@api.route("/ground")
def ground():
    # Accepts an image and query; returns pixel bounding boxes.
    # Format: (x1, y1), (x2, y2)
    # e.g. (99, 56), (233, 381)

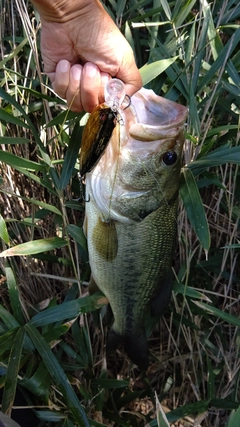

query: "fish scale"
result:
(84, 87), (188, 370)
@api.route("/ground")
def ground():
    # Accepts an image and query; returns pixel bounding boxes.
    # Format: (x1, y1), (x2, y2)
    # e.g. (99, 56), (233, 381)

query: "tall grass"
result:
(0, 0), (239, 426)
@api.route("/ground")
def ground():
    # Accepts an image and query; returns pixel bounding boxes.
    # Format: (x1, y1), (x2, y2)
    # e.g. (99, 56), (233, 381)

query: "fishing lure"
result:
(79, 79), (130, 179)
(79, 105), (118, 178)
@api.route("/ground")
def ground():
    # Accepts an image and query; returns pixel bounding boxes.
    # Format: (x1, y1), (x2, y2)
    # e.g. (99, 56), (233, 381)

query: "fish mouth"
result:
(131, 87), (188, 129)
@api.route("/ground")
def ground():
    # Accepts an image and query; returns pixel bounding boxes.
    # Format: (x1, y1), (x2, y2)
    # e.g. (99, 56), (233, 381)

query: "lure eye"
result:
(100, 112), (107, 121)
(162, 151), (177, 166)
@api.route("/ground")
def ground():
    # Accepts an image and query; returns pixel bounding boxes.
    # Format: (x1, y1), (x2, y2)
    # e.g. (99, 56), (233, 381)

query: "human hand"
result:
(32, 0), (142, 112)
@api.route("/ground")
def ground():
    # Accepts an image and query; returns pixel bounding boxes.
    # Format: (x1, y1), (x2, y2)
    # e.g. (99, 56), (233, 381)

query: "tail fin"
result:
(107, 329), (149, 371)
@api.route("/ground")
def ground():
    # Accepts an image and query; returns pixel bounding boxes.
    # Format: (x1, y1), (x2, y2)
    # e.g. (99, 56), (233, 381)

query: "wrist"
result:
(31, 0), (98, 23)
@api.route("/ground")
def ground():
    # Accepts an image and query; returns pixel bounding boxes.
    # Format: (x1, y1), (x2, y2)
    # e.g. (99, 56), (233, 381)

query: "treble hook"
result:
(78, 173), (90, 202)
(123, 94), (131, 110)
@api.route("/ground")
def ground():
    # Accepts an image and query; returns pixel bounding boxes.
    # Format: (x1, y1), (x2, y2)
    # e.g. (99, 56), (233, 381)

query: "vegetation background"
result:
(0, 0), (239, 426)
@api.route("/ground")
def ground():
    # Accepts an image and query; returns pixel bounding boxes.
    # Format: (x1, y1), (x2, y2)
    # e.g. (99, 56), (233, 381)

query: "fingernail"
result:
(85, 62), (99, 78)
(71, 65), (82, 81)
(101, 73), (111, 87)
(59, 60), (69, 73)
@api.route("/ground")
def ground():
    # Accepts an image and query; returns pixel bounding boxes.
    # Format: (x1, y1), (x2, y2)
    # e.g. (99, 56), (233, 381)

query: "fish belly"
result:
(86, 193), (178, 369)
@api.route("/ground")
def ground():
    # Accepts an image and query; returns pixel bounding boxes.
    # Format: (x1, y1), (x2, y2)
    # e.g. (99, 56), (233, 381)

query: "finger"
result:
(98, 72), (111, 105)
(115, 54), (142, 97)
(66, 64), (83, 112)
(51, 60), (70, 99)
(80, 62), (101, 112)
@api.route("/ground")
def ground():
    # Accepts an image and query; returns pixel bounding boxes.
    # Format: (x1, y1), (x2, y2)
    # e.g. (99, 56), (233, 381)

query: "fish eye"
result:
(162, 151), (177, 166)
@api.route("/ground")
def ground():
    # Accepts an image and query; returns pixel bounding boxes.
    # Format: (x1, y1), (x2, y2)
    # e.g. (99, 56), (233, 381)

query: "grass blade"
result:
(19, 361), (51, 398)
(198, 27), (240, 91)
(227, 405), (240, 427)
(0, 411), (21, 427)
(0, 237), (67, 257)
(0, 150), (45, 171)
(192, 301), (240, 327)
(140, 57), (178, 86)
(59, 122), (82, 190)
(0, 214), (10, 244)
(30, 293), (108, 327)
(180, 167), (210, 252)
(2, 327), (25, 416)
(156, 392), (170, 427)
(0, 328), (19, 356)
(188, 145), (240, 176)
(0, 137), (30, 144)
(5, 264), (25, 324)
(67, 224), (87, 252)
(0, 108), (30, 128)
(25, 323), (90, 427)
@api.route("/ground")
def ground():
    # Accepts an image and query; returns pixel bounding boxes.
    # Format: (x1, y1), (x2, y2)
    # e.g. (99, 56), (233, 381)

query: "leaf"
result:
(1, 166), (58, 196)
(0, 37), (28, 68)
(173, 0), (197, 28)
(173, 282), (212, 302)
(45, 110), (83, 128)
(70, 323), (93, 367)
(0, 136), (30, 144)
(90, 378), (129, 389)
(25, 323), (90, 427)
(188, 145), (240, 176)
(0, 328), (19, 356)
(0, 214), (10, 244)
(27, 198), (62, 216)
(166, 399), (210, 423)
(159, 0), (171, 20)
(17, 86), (66, 104)
(30, 293), (108, 327)
(226, 405), (240, 427)
(0, 150), (44, 171)
(140, 57), (178, 86)
(64, 200), (85, 211)
(180, 167), (210, 253)
(0, 411), (21, 427)
(1, 327), (25, 416)
(67, 224), (87, 252)
(192, 301), (240, 328)
(59, 122), (82, 190)
(0, 237), (67, 257)
(42, 323), (71, 343)
(198, 27), (240, 91)
(155, 393), (170, 427)
(0, 108), (30, 128)
(5, 265), (25, 324)
(19, 361), (51, 398)
(0, 87), (60, 189)
(0, 305), (21, 330)
(34, 410), (65, 422)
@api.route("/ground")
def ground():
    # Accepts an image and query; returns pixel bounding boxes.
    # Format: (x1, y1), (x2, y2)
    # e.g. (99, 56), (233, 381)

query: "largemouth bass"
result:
(83, 88), (188, 370)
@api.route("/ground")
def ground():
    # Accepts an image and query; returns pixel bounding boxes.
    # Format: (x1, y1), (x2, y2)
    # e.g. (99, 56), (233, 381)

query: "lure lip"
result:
(104, 78), (126, 111)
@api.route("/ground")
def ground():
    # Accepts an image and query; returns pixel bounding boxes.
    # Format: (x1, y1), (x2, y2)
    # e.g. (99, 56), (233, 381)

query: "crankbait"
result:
(79, 79), (128, 178)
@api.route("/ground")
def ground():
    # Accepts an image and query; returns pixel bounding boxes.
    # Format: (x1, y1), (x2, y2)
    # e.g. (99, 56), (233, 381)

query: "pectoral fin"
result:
(92, 218), (118, 261)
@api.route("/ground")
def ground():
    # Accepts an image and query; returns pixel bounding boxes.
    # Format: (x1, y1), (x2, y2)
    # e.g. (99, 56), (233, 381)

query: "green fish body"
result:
(84, 88), (188, 369)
